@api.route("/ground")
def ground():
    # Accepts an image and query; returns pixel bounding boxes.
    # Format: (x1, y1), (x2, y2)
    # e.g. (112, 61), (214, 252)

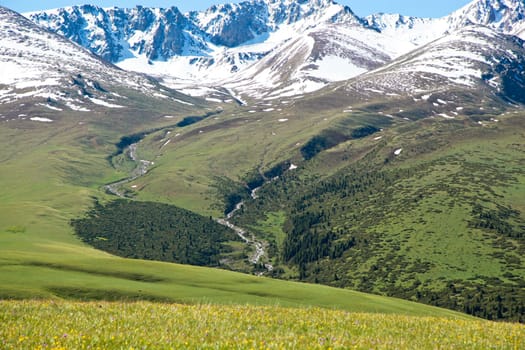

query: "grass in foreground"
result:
(1, 300), (523, 350)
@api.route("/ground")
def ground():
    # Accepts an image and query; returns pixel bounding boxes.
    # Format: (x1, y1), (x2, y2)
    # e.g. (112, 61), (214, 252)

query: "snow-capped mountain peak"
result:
(265, 0), (361, 25)
(0, 6), (193, 114)
(343, 24), (525, 106)
(29, 5), (211, 62)
(448, 0), (525, 36)
(366, 0), (525, 47)
(19, 0), (525, 101)
(24, 0), (374, 98)
(192, 0), (361, 48)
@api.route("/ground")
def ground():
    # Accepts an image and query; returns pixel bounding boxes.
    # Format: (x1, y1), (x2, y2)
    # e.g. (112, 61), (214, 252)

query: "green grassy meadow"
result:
(2, 300), (523, 350)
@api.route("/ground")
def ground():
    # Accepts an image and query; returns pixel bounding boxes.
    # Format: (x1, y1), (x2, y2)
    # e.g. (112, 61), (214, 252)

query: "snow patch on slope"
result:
(30, 117), (53, 122)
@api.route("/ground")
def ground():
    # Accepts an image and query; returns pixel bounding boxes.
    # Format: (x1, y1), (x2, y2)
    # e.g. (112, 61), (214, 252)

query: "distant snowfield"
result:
(115, 19), (420, 101)
(64, 102), (90, 112)
(116, 19), (402, 100)
(89, 98), (124, 108)
(0, 60), (60, 89)
(30, 116), (53, 122)
(313, 56), (368, 82)
(37, 103), (63, 111)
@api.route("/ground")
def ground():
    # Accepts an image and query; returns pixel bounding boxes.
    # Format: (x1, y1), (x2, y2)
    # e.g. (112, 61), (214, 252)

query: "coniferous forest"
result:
(71, 200), (238, 266)
(232, 129), (525, 322)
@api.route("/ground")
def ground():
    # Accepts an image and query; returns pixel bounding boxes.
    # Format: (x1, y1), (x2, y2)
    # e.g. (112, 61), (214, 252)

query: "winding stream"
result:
(104, 143), (152, 197)
(218, 186), (272, 270)
(104, 139), (273, 272)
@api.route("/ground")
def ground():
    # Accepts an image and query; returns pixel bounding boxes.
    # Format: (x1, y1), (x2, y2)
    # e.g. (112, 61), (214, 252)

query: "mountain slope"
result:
(25, 1), (395, 99)
(228, 104), (525, 321)
(0, 6), (200, 119)
(366, 0), (525, 47)
(24, 0), (525, 100)
(355, 25), (525, 93)
(221, 24), (394, 99)
(299, 25), (525, 119)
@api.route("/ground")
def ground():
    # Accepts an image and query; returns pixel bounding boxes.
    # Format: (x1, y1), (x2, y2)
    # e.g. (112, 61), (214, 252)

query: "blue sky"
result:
(1, 0), (472, 18)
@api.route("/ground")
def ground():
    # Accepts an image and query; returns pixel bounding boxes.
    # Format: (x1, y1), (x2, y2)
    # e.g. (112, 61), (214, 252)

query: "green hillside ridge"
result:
(102, 92), (524, 321)
(0, 97), (474, 319)
(233, 111), (525, 321)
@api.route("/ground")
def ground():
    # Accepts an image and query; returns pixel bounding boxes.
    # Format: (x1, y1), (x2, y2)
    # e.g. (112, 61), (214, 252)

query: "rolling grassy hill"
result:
(2, 85), (523, 322)
(0, 94), (475, 319)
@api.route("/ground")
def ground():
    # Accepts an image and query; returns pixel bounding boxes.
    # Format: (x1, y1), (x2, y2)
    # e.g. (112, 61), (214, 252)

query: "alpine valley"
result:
(0, 0), (524, 335)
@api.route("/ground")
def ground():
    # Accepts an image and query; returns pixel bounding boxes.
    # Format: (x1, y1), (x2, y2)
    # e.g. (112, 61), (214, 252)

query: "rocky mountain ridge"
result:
(367, 0), (525, 46)
(0, 6), (198, 122)
(19, 0), (525, 100)
(325, 25), (525, 112)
